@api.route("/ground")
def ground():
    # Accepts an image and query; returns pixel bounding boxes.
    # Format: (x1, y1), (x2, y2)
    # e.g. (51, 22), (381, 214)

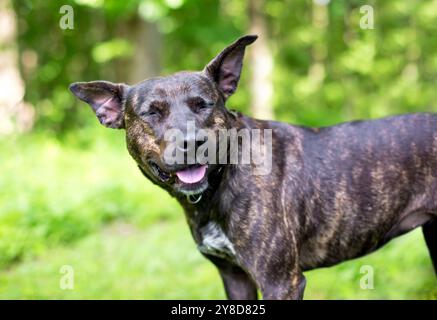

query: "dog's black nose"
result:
(177, 138), (203, 153)
(176, 139), (189, 152)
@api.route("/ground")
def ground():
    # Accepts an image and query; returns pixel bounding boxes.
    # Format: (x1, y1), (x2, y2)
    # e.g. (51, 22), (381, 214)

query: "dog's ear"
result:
(69, 81), (128, 129)
(204, 35), (258, 100)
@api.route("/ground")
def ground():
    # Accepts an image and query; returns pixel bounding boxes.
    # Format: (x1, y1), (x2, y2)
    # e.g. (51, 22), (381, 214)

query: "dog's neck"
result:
(177, 164), (227, 219)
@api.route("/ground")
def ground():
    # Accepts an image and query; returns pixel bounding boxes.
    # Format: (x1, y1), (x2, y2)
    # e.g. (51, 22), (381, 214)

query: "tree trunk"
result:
(309, 0), (328, 85)
(343, 2), (356, 119)
(0, 0), (34, 134)
(248, 0), (274, 120)
(116, 15), (161, 84)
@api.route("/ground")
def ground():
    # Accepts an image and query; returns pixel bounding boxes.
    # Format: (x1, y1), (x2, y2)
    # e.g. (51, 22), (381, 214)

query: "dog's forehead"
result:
(131, 72), (216, 100)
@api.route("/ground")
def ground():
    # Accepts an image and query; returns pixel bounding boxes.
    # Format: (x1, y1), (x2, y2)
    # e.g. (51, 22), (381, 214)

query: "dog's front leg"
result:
(253, 244), (306, 299)
(206, 255), (258, 300)
(423, 218), (437, 275)
(260, 272), (306, 300)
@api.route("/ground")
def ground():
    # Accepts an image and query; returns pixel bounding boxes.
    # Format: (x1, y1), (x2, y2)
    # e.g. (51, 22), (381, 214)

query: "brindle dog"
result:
(70, 35), (437, 300)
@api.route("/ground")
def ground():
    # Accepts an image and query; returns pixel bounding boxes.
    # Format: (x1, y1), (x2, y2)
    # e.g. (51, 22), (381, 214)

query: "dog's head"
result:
(69, 35), (257, 197)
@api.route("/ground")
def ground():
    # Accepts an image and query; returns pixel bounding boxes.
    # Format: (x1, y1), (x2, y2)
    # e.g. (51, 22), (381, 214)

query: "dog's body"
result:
(70, 35), (437, 299)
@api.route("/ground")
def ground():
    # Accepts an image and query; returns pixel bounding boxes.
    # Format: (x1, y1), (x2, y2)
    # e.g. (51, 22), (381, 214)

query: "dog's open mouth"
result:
(175, 164), (208, 184)
(174, 164), (209, 196)
(148, 160), (208, 187)
(148, 161), (171, 181)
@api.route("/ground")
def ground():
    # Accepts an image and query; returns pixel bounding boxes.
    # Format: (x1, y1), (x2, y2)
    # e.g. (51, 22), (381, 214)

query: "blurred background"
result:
(0, 0), (436, 299)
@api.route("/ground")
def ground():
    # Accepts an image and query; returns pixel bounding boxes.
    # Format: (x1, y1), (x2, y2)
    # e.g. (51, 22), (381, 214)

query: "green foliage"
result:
(270, 0), (437, 126)
(13, 0), (437, 134)
(92, 39), (134, 63)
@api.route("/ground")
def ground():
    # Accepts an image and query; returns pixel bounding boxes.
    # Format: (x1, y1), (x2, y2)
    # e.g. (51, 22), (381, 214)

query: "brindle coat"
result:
(70, 35), (437, 299)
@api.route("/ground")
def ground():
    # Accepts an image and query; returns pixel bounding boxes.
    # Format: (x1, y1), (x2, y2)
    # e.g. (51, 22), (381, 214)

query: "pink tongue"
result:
(176, 165), (207, 184)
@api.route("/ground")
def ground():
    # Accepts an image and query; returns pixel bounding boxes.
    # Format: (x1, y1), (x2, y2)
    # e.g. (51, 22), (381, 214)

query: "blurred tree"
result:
(116, 16), (161, 83)
(309, 0), (328, 96)
(248, 0), (273, 120)
(0, 0), (34, 134)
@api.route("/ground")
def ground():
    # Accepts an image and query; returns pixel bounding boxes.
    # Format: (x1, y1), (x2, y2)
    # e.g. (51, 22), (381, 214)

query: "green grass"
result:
(0, 132), (435, 299)
(305, 229), (437, 299)
(0, 220), (224, 299)
(0, 220), (435, 299)
(0, 130), (181, 268)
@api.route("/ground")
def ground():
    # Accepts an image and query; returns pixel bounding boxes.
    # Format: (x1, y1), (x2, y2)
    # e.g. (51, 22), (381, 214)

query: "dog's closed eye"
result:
(139, 110), (159, 118)
(139, 100), (168, 119)
(188, 97), (214, 111)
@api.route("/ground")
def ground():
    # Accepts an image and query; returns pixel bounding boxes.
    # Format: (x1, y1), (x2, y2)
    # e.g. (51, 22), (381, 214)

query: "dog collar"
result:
(187, 194), (202, 204)
(185, 166), (225, 204)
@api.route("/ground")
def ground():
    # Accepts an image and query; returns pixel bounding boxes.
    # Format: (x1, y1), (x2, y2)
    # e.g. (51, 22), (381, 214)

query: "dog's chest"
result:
(197, 222), (236, 260)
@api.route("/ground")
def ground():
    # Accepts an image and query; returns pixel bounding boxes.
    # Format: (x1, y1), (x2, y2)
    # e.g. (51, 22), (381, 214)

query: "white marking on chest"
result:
(198, 222), (236, 260)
